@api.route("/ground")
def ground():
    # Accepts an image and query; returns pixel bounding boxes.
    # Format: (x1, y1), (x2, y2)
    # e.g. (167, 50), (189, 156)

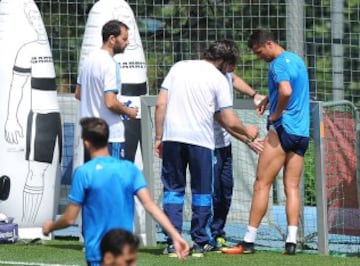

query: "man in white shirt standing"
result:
(75, 20), (138, 161)
(155, 39), (260, 257)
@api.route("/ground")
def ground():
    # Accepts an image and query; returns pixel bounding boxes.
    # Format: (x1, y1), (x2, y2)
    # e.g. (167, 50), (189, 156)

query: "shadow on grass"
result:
(139, 245), (165, 256)
(17, 237), (85, 251)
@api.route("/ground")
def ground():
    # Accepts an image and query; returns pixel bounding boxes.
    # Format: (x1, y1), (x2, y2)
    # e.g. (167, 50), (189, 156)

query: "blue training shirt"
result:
(69, 156), (147, 263)
(268, 51), (310, 137)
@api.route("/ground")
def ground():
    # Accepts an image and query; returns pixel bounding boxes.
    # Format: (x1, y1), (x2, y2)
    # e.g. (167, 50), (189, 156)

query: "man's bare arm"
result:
(269, 81), (291, 123)
(154, 89), (168, 157)
(104, 92), (138, 119)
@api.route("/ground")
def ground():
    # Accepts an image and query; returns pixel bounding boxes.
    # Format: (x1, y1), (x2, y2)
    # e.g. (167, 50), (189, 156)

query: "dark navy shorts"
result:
(273, 125), (309, 156)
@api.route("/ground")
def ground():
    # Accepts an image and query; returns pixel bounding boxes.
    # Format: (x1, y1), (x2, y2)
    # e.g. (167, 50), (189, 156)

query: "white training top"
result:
(78, 49), (124, 142)
(214, 72), (233, 148)
(161, 60), (232, 150)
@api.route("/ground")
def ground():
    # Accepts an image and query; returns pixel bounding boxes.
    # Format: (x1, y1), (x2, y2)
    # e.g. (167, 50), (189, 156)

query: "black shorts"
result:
(26, 111), (62, 163)
(274, 125), (309, 156)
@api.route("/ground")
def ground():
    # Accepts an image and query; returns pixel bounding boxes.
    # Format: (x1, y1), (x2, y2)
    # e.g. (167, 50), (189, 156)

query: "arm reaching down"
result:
(215, 108), (259, 140)
(232, 73), (268, 115)
(154, 89), (168, 158)
(136, 188), (190, 259)
(42, 203), (81, 236)
(214, 110), (263, 153)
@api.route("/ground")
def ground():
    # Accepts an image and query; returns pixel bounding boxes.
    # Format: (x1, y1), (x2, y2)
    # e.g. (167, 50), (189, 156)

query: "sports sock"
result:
(286, 225), (298, 243)
(244, 225), (258, 243)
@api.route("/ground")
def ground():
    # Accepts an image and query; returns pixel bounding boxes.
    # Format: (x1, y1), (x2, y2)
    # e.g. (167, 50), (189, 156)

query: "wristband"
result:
(155, 136), (162, 141)
(251, 91), (257, 98)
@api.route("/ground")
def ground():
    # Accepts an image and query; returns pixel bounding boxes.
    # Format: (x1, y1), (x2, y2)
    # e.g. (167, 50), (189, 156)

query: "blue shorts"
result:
(274, 125), (309, 156)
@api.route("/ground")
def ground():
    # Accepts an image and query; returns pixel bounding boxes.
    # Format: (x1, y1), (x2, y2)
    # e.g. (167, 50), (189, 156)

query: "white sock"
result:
(286, 226), (298, 244)
(244, 225), (258, 243)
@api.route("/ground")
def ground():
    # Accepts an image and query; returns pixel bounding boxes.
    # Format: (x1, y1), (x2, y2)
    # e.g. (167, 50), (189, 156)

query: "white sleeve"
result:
(103, 57), (119, 94)
(215, 74), (233, 111)
(161, 62), (180, 90)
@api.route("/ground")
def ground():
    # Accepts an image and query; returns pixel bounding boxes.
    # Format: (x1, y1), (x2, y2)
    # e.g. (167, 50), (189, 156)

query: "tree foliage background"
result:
(34, 0), (359, 206)
(35, 0), (359, 106)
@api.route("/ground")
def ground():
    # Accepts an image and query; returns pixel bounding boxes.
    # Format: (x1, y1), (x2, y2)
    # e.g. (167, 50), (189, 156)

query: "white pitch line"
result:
(0, 261), (80, 266)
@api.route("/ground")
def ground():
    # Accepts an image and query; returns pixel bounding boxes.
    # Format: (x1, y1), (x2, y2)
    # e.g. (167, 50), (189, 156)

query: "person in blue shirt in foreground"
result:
(42, 117), (189, 265)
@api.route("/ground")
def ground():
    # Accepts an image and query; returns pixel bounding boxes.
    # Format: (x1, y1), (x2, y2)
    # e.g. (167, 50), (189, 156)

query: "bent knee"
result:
(284, 178), (300, 190)
(253, 177), (272, 191)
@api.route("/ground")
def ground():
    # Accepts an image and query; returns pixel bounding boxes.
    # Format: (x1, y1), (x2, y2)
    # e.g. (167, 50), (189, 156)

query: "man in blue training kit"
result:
(231, 29), (310, 255)
(42, 117), (189, 265)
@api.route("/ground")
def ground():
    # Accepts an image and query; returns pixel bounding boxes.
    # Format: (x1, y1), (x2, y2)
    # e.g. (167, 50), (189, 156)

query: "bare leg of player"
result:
(284, 153), (303, 227)
(282, 152), (304, 254)
(248, 130), (286, 229)
(237, 130), (286, 254)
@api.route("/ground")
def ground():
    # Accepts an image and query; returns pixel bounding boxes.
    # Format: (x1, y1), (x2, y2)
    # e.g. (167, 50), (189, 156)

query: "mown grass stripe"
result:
(0, 261), (80, 266)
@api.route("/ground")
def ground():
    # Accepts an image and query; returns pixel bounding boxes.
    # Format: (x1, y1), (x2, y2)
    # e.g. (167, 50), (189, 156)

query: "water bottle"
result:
(121, 100), (132, 120)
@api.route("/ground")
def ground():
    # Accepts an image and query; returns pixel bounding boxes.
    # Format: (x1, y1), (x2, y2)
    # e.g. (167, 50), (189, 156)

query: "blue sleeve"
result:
(68, 167), (87, 205)
(272, 59), (290, 83)
(130, 164), (147, 194)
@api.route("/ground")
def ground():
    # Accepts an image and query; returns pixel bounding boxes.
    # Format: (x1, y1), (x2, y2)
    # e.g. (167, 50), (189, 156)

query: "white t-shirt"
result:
(78, 49), (124, 142)
(161, 60), (232, 150)
(214, 72), (233, 148)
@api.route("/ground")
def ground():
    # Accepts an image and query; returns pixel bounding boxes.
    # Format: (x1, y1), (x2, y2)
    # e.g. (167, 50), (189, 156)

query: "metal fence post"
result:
(312, 101), (329, 255)
(140, 95), (158, 246)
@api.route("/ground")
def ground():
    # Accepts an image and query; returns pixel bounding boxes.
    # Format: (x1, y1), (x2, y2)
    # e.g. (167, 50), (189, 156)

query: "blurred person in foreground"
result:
(42, 117), (189, 265)
(100, 228), (139, 266)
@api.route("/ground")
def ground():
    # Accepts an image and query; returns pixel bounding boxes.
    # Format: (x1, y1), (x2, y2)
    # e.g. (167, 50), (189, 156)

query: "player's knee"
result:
(253, 177), (272, 191)
(284, 180), (300, 191)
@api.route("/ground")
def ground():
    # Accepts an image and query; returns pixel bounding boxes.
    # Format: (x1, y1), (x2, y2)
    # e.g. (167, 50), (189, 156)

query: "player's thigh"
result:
(283, 152), (304, 189)
(256, 130), (286, 185)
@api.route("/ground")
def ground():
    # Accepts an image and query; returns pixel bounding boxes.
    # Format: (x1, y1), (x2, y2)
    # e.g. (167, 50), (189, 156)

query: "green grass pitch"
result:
(0, 240), (358, 266)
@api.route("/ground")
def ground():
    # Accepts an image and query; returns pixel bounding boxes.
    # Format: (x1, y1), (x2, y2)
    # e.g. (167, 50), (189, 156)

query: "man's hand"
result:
(247, 138), (264, 154)
(126, 107), (138, 119)
(42, 221), (53, 236)
(154, 139), (163, 158)
(268, 112), (282, 124)
(254, 94), (268, 116)
(173, 237), (190, 260)
(245, 124), (259, 140)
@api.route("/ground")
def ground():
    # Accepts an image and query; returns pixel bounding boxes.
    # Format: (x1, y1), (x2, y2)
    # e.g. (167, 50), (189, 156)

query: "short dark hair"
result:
(102, 19), (129, 43)
(202, 39), (239, 65)
(247, 29), (276, 49)
(80, 117), (109, 149)
(100, 229), (140, 260)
